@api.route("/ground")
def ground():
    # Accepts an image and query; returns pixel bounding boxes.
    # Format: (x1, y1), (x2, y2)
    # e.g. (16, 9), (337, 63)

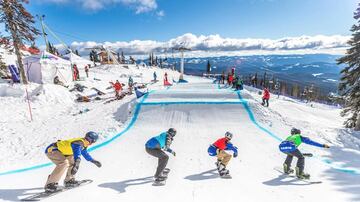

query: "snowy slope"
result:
(0, 67), (360, 202)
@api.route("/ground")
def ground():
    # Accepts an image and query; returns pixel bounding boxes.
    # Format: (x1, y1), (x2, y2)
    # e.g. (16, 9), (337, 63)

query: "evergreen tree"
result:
(206, 60), (211, 73)
(117, 52), (120, 63)
(48, 42), (53, 53)
(75, 49), (79, 56)
(0, 54), (7, 77)
(121, 51), (125, 64)
(337, 4), (360, 130)
(0, 0), (39, 84)
(89, 51), (94, 61)
(148, 53), (152, 66)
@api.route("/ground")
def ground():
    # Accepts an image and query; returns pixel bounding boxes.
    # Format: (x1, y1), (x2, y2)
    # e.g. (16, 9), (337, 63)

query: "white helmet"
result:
(225, 131), (233, 140)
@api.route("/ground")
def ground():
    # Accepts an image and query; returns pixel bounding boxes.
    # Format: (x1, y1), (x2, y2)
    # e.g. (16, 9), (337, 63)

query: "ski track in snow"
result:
(0, 65), (360, 201)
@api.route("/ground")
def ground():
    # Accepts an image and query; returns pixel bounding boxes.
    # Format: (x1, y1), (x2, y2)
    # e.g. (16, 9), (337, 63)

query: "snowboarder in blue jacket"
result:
(145, 128), (176, 182)
(279, 128), (330, 179)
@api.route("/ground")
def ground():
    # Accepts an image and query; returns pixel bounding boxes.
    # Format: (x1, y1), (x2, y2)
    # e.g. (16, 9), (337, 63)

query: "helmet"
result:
(225, 131), (233, 140)
(85, 131), (99, 143)
(167, 128), (177, 137)
(291, 128), (301, 135)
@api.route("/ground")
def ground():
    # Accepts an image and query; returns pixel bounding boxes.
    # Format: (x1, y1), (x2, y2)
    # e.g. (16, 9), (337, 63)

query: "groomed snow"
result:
(0, 64), (359, 202)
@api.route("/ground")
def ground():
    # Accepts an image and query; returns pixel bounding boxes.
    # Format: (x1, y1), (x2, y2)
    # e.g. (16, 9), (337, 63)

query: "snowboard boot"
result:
(44, 182), (59, 193)
(155, 175), (167, 182)
(283, 163), (294, 174)
(64, 179), (80, 188)
(219, 168), (230, 177)
(295, 167), (310, 179)
(215, 160), (221, 169)
(218, 163), (229, 176)
(162, 168), (170, 176)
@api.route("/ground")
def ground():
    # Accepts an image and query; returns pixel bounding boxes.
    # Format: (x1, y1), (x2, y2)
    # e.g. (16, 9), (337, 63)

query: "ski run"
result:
(1, 64), (360, 202)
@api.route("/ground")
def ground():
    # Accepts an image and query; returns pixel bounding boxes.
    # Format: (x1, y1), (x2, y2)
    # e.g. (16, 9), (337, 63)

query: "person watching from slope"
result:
(262, 87), (270, 107)
(145, 128), (177, 183)
(44, 131), (102, 192)
(110, 80), (123, 99)
(279, 128), (330, 179)
(208, 132), (238, 177)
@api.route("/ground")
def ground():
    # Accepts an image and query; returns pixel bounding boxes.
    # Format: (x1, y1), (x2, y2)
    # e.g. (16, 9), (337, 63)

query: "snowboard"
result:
(152, 168), (170, 186)
(274, 167), (322, 184)
(21, 179), (93, 201)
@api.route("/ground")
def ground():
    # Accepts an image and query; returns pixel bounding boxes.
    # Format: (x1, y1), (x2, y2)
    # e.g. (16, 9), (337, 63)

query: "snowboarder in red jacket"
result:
(207, 132), (238, 177)
(262, 87), (270, 107)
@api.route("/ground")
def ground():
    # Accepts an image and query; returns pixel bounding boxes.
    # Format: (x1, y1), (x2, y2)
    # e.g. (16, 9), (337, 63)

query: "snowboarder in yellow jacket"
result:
(44, 131), (102, 192)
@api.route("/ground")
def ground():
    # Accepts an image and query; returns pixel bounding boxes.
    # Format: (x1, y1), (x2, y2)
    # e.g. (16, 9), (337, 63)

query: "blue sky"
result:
(28, 0), (357, 45)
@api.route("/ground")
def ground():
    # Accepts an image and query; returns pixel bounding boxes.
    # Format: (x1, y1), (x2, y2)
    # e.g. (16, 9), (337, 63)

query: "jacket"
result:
(279, 134), (324, 153)
(145, 132), (174, 153)
(45, 138), (94, 161)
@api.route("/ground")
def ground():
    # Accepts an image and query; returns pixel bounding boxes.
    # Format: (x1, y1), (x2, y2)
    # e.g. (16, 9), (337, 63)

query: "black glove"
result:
(171, 151), (176, 157)
(323, 144), (330, 149)
(92, 160), (102, 168)
(71, 158), (81, 175)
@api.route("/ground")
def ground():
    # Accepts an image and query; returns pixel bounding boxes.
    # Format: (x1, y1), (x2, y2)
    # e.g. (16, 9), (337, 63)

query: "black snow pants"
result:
(146, 148), (169, 178)
(262, 98), (269, 107)
(284, 149), (305, 173)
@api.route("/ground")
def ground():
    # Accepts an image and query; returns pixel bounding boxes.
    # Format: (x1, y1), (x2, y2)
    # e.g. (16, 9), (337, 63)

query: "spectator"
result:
(85, 65), (89, 78)
(262, 87), (270, 107)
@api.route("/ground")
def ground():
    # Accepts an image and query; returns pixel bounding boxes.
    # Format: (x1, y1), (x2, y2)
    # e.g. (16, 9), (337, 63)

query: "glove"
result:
(92, 160), (102, 168)
(71, 158), (81, 175)
(171, 151), (176, 157)
(233, 152), (238, 158)
(323, 144), (330, 148)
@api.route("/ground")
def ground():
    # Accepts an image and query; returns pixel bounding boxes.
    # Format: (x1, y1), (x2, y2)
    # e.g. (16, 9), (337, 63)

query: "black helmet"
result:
(85, 131), (99, 143)
(291, 128), (301, 135)
(225, 131), (233, 140)
(167, 128), (177, 137)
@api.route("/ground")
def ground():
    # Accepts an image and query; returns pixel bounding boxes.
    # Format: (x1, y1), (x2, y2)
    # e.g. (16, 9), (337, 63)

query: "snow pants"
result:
(284, 149), (305, 173)
(262, 98), (269, 107)
(146, 148), (169, 178)
(45, 151), (75, 186)
(217, 150), (232, 166)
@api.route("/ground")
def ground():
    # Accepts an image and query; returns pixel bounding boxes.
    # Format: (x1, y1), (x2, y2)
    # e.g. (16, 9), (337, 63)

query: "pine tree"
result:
(206, 60), (211, 73)
(337, 4), (360, 130)
(0, 54), (7, 77)
(48, 42), (53, 53)
(75, 49), (79, 56)
(0, 0), (40, 84)
(121, 51), (125, 64)
(148, 53), (152, 66)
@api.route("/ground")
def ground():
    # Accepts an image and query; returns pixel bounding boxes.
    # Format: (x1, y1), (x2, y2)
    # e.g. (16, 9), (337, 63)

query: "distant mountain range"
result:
(143, 54), (344, 94)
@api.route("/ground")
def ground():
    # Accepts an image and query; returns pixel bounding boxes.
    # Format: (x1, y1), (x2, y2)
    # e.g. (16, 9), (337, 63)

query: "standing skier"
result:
(279, 128), (330, 179)
(44, 131), (102, 192)
(145, 128), (177, 182)
(207, 132), (238, 177)
(262, 87), (270, 107)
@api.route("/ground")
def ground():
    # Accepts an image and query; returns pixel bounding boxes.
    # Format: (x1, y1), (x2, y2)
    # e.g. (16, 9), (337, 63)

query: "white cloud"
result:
(156, 10), (165, 17)
(37, 0), (158, 13)
(51, 33), (350, 57)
